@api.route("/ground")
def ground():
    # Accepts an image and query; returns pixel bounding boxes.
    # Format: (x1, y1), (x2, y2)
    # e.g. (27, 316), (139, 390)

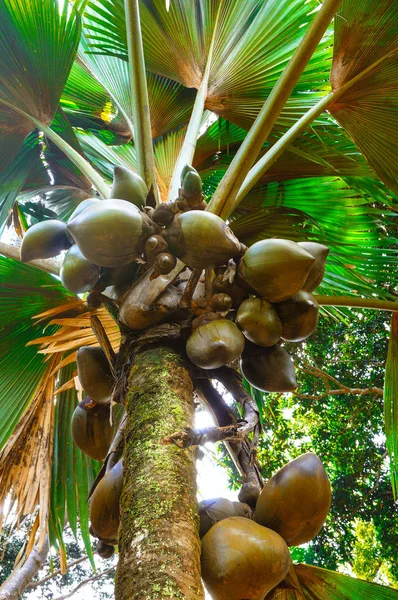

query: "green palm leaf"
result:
(229, 176), (398, 301)
(0, 0), (81, 175)
(384, 313), (398, 499)
(0, 256), (73, 449)
(329, 0), (398, 193)
(267, 564), (398, 599)
(50, 364), (99, 569)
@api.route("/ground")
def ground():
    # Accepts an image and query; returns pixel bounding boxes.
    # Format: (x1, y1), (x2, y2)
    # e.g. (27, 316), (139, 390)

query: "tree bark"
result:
(115, 343), (204, 600)
(0, 538), (49, 600)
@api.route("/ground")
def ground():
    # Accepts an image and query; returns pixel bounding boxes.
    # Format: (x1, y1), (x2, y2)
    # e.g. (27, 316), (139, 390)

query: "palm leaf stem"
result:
(167, 1), (223, 201)
(233, 51), (394, 215)
(124, 0), (158, 202)
(207, 0), (344, 219)
(0, 242), (60, 275)
(34, 120), (110, 199)
(317, 296), (398, 312)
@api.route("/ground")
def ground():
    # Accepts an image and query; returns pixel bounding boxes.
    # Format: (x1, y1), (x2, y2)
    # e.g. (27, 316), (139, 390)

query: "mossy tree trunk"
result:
(115, 343), (204, 600)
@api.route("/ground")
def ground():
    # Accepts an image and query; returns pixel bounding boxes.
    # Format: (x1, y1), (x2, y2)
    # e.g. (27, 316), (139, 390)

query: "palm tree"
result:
(0, 0), (397, 598)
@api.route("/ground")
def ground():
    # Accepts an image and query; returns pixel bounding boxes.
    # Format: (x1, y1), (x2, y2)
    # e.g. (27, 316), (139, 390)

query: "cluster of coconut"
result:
(20, 164), (329, 394)
(199, 453), (331, 599)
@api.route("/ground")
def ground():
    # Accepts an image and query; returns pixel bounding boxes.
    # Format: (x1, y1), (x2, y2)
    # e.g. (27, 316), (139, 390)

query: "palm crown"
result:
(0, 0), (397, 598)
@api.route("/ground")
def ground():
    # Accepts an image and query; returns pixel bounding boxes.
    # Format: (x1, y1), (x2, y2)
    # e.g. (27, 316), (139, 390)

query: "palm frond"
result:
(329, 0), (398, 193)
(384, 313), (398, 499)
(229, 176), (398, 301)
(268, 564), (398, 599)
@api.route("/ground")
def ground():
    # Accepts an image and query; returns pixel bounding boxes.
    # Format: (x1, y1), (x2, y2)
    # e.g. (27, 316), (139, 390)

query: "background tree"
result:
(0, 0), (397, 599)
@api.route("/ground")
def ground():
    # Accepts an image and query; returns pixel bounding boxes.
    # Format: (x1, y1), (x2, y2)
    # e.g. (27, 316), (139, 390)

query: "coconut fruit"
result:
(67, 199), (151, 267)
(110, 165), (148, 208)
(90, 460), (123, 544)
(96, 541), (115, 559)
(68, 198), (101, 223)
(163, 211), (242, 269)
(20, 220), (72, 262)
(274, 290), (319, 342)
(236, 297), (282, 347)
(71, 397), (114, 461)
(201, 516), (291, 600)
(60, 245), (101, 294)
(254, 453), (331, 546)
(298, 241), (329, 292)
(240, 344), (296, 392)
(237, 239), (315, 302)
(76, 346), (114, 404)
(212, 273), (249, 307)
(186, 318), (245, 369)
(199, 498), (253, 538)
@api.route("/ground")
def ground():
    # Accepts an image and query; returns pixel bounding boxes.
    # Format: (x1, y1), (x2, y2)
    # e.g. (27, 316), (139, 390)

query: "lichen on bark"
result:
(115, 343), (204, 600)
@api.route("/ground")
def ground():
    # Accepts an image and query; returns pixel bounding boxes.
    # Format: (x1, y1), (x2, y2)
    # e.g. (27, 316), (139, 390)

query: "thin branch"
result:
(53, 567), (115, 600)
(0, 242), (61, 275)
(124, 0), (158, 201)
(345, 451), (388, 521)
(27, 555), (90, 590)
(162, 424), (245, 448)
(207, 0), (344, 218)
(295, 386), (383, 402)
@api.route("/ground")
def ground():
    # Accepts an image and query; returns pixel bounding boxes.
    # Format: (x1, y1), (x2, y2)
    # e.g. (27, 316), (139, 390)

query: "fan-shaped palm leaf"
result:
(329, 0), (398, 193)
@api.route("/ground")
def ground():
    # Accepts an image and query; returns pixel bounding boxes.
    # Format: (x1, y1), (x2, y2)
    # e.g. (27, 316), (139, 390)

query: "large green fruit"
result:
(68, 198), (101, 223)
(254, 453), (331, 546)
(20, 220), (72, 262)
(236, 297), (282, 347)
(274, 290), (319, 342)
(163, 211), (242, 269)
(67, 199), (147, 267)
(199, 498), (253, 538)
(298, 241), (329, 292)
(71, 397), (114, 461)
(60, 245), (101, 294)
(186, 318), (245, 369)
(76, 346), (114, 404)
(240, 344), (296, 392)
(90, 460), (123, 543)
(201, 516), (291, 600)
(110, 165), (148, 208)
(237, 239), (315, 302)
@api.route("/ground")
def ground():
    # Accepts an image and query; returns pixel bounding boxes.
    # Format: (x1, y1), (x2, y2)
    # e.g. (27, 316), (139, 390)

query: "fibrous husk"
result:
(67, 199), (150, 267)
(110, 165), (148, 208)
(90, 460), (123, 544)
(20, 219), (72, 262)
(71, 396), (114, 461)
(76, 346), (114, 404)
(118, 267), (183, 331)
(298, 241), (330, 292)
(274, 290), (319, 342)
(186, 318), (245, 369)
(237, 239), (315, 302)
(201, 516), (291, 600)
(199, 498), (253, 538)
(60, 245), (101, 294)
(236, 297), (282, 347)
(254, 452), (331, 546)
(163, 211), (242, 269)
(240, 344), (296, 392)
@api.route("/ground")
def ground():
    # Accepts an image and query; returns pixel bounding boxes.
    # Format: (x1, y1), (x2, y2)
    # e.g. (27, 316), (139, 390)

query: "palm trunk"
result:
(115, 343), (204, 600)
